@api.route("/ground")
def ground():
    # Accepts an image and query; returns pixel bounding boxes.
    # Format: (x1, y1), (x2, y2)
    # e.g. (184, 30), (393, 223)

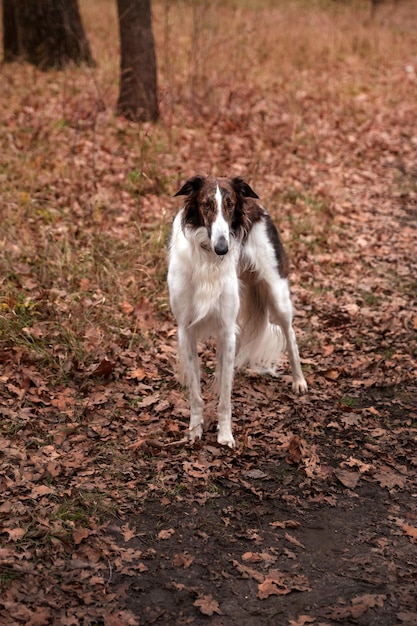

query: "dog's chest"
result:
(189, 257), (239, 328)
(192, 259), (235, 303)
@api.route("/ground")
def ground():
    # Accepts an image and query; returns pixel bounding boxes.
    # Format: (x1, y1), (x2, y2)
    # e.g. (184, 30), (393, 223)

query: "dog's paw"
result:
(189, 422), (203, 442)
(292, 377), (308, 395)
(217, 429), (235, 448)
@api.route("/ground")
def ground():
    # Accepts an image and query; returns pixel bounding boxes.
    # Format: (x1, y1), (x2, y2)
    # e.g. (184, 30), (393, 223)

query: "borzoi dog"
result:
(167, 176), (307, 447)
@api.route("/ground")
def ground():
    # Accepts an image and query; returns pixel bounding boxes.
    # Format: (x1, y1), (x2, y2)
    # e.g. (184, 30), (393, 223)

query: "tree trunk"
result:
(2, 0), (94, 70)
(3, 0), (19, 62)
(116, 0), (159, 122)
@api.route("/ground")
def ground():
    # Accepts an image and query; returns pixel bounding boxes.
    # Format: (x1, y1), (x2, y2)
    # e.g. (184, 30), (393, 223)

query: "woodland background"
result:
(0, 1), (416, 625)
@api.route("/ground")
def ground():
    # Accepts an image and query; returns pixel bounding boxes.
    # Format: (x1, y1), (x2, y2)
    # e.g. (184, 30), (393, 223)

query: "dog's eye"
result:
(225, 197), (233, 209)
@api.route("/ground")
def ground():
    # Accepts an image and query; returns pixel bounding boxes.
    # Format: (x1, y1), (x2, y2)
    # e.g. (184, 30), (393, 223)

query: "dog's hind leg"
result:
(178, 326), (204, 441)
(270, 278), (307, 394)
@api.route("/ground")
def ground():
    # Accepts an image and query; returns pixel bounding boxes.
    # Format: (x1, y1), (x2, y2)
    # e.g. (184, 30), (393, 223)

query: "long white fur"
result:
(168, 195), (307, 448)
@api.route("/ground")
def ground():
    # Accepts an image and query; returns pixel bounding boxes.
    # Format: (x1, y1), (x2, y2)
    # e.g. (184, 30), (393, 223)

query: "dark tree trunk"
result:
(2, 0), (94, 70)
(3, 0), (19, 62)
(116, 0), (159, 122)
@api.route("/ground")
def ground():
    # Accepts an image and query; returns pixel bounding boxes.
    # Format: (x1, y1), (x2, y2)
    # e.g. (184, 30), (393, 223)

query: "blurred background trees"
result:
(2, 0), (94, 69)
(2, 0), (159, 122)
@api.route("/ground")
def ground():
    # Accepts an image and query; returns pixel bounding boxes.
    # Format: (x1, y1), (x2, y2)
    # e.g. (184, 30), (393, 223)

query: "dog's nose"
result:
(214, 237), (229, 255)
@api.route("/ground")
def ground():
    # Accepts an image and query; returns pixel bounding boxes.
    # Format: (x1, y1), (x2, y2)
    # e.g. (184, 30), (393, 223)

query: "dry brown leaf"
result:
(233, 560), (264, 583)
(285, 532), (305, 549)
(289, 616), (316, 626)
(242, 551), (277, 566)
(258, 570), (311, 599)
(5, 527), (26, 542)
(121, 523), (137, 542)
(91, 358), (116, 378)
(375, 470), (407, 491)
(194, 594), (222, 616)
(30, 485), (55, 499)
(127, 367), (147, 381)
(324, 594), (385, 620)
(270, 520), (300, 529)
(286, 435), (302, 464)
(173, 552), (195, 568)
(334, 469), (361, 489)
(73, 527), (91, 545)
(323, 369), (340, 381)
(258, 577), (290, 599)
(400, 523), (417, 541)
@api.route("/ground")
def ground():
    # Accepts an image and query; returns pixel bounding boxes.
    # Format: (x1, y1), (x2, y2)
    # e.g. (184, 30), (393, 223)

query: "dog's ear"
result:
(174, 175), (206, 197)
(230, 177), (259, 199)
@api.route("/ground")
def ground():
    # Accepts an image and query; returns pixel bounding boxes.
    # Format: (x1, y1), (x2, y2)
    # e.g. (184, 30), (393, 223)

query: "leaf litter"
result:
(1, 1), (417, 624)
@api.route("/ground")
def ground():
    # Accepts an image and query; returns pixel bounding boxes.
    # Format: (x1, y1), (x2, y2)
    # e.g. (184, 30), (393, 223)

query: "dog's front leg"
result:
(216, 329), (236, 448)
(178, 327), (204, 441)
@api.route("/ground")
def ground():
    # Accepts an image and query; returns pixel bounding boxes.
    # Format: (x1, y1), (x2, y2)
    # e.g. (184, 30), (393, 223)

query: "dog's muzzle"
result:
(213, 236), (229, 256)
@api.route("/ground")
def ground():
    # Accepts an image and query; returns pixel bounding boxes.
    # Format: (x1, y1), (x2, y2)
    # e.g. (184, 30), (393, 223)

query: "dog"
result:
(167, 175), (307, 448)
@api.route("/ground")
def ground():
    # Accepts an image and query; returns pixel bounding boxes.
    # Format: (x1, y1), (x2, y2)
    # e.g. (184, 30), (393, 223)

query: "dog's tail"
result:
(235, 322), (286, 374)
(235, 276), (286, 374)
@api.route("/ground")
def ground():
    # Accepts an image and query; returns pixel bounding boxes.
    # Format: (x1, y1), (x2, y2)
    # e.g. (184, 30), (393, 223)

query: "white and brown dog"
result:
(168, 176), (307, 447)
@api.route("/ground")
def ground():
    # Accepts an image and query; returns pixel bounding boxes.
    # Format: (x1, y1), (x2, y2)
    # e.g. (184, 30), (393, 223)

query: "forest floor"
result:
(0, 1), (417, 625)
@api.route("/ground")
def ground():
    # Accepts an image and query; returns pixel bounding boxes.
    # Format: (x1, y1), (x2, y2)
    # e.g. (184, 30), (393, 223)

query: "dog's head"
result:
(174, 176), (259, 255)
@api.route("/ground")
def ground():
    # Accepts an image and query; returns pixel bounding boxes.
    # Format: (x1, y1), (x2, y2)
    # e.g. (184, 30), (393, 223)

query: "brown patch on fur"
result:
(264, 214), (289, 278)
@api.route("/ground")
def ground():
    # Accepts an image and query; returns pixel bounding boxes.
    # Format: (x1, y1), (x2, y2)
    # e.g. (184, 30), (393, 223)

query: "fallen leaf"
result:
(397, 610), (417, 624)
(5, 527), (26, 541)
(194, 594), (222, 616)
(334, 469), (361, 489)
(90, 358), (116, 378)
(258, 570), (311, 599)
(375, 470), (407, 491)
(73, 527), (90, 545)
(121, 523), (137, 542)
(244, 469), (268, 479)
(270, 520), (300, 529)
(121, 300), (134, 315)
(233, 560), (264, 583)
(157, 528), (175, 540)
(285, 532), (305, 549)
(173, 552), (195, 568)
(289, 616), (316, 626)
(242, 551), (277, 566)
(127, 367), (147, 381)
(286, 435), (302, 464)
(258, 577), (290, 598)
(400, 523), (417, 541)
(323, 594), (385, 620)
(323, 368), (340, 381)
(30, 485), (55, 498)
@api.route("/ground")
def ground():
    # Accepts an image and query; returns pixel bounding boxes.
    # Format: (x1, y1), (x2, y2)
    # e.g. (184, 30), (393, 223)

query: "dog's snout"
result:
(214, 237), (229, 256)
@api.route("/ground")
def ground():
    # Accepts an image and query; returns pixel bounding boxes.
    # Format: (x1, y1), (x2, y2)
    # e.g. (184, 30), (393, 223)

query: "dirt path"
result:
(103, 385), (417, 626)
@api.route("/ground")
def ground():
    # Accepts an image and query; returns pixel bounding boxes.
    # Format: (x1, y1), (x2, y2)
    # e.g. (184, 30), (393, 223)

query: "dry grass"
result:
(0, 0), (416, 367)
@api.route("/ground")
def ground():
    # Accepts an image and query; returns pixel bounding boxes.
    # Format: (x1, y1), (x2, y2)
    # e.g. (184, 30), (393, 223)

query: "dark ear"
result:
(174, 175), (206, 197)
(230, 177), (259, 199)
